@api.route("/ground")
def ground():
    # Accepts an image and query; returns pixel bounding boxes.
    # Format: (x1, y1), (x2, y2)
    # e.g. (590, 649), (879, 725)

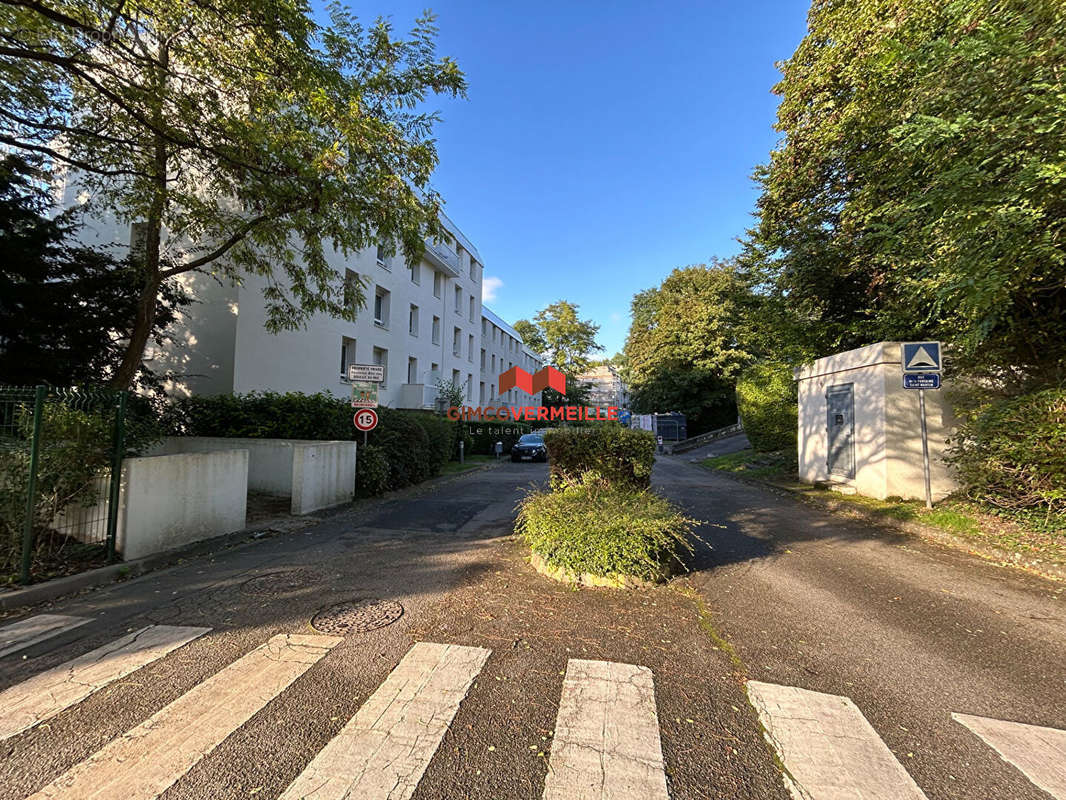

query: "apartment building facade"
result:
(576, 364), (630, 409)
(478, 307), (544, 409)
(69, 194), (543, 411)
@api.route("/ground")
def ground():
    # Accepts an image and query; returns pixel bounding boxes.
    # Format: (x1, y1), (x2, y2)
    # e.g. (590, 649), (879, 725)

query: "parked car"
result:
(511, 433), (547, 462)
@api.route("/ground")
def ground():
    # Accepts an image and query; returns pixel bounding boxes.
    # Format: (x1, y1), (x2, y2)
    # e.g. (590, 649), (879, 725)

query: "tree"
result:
(529, 301), (603, 376)
(746, 0), (1066, 389)
(512, 318), (547, 355)
(623, 262), (755, 433)
(0, 155), (186, 387)
(0, 0), (467, 388)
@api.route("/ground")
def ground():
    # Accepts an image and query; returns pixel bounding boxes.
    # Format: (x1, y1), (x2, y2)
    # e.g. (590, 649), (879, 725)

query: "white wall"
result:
(155, 437), (356, 513)
(118, 450), (248, 560)
(796, 342), (958, 501)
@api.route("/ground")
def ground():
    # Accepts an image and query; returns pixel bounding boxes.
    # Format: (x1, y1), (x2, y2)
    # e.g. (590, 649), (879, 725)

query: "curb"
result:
(693, 462), (1066, 583)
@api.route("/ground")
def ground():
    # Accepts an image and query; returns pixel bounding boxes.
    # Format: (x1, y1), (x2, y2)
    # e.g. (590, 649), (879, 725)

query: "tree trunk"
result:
(109, 42), (170, 390)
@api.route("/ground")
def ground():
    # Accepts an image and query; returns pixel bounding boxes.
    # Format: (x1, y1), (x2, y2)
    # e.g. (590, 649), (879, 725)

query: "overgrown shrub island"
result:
(518, 426), (699, 586)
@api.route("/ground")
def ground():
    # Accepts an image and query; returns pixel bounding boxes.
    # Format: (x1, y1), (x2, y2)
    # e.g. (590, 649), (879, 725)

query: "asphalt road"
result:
(0, 457), (1062, 799)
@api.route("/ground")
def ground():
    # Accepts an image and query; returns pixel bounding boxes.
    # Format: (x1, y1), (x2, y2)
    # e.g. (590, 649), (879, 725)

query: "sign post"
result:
(901, 342), (942, 510)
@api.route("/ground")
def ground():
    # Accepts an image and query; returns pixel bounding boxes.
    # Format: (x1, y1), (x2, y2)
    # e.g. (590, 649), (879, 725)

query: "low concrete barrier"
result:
(154, 437), (356, 514)
(663, 423), (744, 455)
(118, 450), (248, 560)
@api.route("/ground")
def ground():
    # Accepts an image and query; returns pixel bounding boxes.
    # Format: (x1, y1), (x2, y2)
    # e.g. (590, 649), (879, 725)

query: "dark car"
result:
(510, 433), (547, 462)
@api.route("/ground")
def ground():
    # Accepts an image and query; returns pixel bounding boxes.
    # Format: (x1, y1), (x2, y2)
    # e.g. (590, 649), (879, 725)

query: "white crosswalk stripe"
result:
(954, 713), (1066, 799)
(26, 633), (340, 800)
(0, 614), (89, 658)
(0, 624), (209, 742)
(542, 659), (670, 800)
(280, 641), (490, 800)
(747, 681), (928, 800)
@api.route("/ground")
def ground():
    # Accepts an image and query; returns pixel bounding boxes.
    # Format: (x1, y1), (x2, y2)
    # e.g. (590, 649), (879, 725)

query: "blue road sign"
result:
(903, 373), (941, 390)
(618, 409), (632, 426)
(902, 342), (942, 373)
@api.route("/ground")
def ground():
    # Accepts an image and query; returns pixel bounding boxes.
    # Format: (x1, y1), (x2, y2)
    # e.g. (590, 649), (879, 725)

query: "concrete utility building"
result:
(794, 342), (958, 501)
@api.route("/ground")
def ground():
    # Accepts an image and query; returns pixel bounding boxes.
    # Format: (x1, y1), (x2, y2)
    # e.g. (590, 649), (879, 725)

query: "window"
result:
(433, 271), (442, 298)
(468, 334), (474, 361)
(469, 295), (475, 320)
(467, 374), (473, 400)
(343, 269), (360, 311)
(432, 315), (440, 345)
(372, 347), (388, 388)
(480, 349), (486, 369)
(452, 369), (461, 388)
(373, 287), (390, 327)
(340, 336), (356, 379)
(375, 244), (391, 269)
(469, 257), (477, 281)
(409, 304), (419, 337)
(479, 382), (486, 403)
(491, 354), (496, 371)
(409, 262), (420, 284)
(492, 326), (498, 344)
(454, 285), (462, 314)
(430, 362), (439, 381)
(490, 383), (495, 399)
(452, 327), (462, 357)
(407, 357), (418, 385)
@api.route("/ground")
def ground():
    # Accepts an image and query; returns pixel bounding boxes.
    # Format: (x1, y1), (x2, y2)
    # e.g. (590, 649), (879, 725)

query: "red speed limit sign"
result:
(353, 408), (378, 432)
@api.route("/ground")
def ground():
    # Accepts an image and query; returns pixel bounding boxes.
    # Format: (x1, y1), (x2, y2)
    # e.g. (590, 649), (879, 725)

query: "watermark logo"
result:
(498, 365), (567, 395)
(446, 364), (618, 422)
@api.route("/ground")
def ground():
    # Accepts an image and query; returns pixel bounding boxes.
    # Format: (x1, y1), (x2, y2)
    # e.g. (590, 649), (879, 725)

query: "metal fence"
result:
(0, 386), (128, 585)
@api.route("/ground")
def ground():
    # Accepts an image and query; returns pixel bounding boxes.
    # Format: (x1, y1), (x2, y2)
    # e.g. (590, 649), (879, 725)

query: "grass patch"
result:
(700, 448), (795, 481)
(438, 455), (495, 476)
(516, 475), (699, 583)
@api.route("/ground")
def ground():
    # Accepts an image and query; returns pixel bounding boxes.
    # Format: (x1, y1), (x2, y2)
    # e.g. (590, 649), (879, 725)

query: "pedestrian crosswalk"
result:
(1, 613), (1065, 799)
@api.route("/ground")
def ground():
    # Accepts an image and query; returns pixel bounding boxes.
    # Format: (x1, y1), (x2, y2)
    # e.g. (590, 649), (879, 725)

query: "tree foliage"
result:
(514, 301), (602, 406)
(0, 156), (186, 388)
(623, 262), (754, 434)
(0, 0), (467, 387)
(745, 0), (1066, 388)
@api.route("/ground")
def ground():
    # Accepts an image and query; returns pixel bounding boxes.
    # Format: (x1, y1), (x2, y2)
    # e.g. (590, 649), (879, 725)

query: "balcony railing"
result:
(423, 237), (460, 276)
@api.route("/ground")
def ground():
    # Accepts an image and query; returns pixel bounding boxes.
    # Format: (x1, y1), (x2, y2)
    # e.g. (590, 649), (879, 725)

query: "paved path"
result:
(0, 459), (1062, 799)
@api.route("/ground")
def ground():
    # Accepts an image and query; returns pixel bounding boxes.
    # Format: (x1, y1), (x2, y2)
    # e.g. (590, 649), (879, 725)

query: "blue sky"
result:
(340, 1), (810, 356)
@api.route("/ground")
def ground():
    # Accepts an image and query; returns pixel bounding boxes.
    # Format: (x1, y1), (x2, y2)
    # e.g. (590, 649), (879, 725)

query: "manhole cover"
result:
(240, 569), (315, 596)
(310, 599), (404, 635)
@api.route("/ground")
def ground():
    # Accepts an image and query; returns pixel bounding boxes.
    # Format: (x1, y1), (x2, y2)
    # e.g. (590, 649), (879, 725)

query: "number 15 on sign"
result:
(353, 408), (378, 445)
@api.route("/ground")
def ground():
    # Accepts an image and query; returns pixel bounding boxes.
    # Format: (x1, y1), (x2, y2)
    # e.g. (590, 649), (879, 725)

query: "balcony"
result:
(398, 383), (440, 410)
(423, 237), (460, 277)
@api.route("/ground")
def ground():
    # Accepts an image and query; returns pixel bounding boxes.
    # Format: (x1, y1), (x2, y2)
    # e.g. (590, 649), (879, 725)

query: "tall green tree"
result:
(0, 156), (186, 387)
(515, 301), (603, 376)
(623, 261), (755, 433)
(0, 0), (466, 388)
(746, 0), (1066, 388)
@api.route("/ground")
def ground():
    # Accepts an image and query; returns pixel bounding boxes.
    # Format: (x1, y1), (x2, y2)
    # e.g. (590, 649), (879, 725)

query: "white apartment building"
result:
(70, 195), (543, 412)
(576, 364), (630, 409)
(478, 307), (544, 409)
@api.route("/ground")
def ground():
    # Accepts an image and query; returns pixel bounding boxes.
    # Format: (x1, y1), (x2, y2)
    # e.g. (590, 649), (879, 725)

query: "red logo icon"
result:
(498, 366), (566, 395)
(353, 408), (379, 432)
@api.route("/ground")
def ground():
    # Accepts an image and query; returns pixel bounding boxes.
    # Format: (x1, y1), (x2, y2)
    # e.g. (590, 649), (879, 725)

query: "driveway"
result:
(0, 457), (1062, 799)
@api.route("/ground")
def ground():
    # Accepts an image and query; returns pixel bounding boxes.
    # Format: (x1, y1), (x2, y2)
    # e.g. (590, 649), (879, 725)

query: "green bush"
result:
(736, 361), (797, 452)
(167, 392), (460, 495)
(354, 443), (390, 496)
(543, 426), (655, 490)
(516, 474), (698, 582)
(948, 387), (1066, 520)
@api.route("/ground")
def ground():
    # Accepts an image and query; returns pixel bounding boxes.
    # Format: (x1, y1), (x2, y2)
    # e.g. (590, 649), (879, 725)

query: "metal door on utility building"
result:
(826, 384), (855, 479)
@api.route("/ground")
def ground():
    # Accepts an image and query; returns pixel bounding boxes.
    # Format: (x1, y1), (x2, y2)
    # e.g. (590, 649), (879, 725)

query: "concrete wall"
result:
(118, 450), (248, 561)
(291, 442), (357, 514)
(155, 437), (356, 514)
(795, 342), (958, 501)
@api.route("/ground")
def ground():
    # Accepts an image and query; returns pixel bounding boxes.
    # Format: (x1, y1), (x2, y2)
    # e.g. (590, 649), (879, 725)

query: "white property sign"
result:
(347, 363), (384, 383)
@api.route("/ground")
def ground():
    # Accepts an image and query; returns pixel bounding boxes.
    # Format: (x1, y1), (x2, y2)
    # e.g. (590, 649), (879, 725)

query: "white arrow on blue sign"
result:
(902, 342), (942, 373)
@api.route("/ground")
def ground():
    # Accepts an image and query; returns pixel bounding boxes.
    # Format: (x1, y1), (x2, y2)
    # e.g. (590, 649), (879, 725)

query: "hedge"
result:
(542, 426), (655, 490)
(166, 392), (459, 496)
(516, 474), (698, 582)
(948, 387), (1066, 520)
(735, 361), (797, 452)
